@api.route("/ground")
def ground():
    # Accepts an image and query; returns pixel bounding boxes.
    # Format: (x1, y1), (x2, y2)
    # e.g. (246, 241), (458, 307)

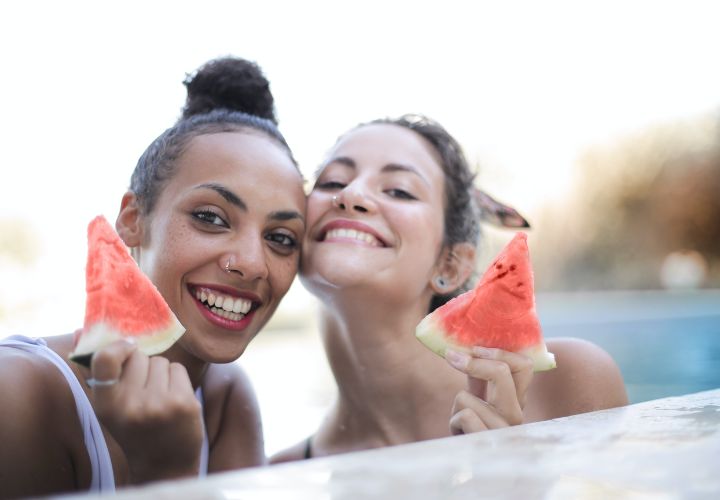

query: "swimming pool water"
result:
(538, 290), (720, 403)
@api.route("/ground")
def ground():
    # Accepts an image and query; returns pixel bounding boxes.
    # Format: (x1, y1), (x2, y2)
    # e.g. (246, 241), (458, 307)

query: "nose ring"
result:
(224, 257), (232, 273)
(332, 195), (341, 208)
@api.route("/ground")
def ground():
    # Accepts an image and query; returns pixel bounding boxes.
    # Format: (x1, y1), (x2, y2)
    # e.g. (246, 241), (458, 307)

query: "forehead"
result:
(168, 131), (305, 207)
(327, 124), (444, 179)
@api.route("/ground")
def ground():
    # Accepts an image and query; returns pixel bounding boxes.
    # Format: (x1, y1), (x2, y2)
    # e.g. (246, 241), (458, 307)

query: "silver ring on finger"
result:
(86, 378), (119, 388)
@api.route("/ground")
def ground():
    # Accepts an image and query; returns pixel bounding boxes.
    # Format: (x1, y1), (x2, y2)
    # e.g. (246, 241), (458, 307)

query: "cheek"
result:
(269, 255), (300, 297)
(400, 207), (445, 266)
(305, 194), (325, 230)
(141, 220), (200, 293)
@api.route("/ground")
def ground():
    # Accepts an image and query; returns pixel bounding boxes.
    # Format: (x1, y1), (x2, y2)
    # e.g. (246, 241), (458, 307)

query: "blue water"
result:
(537, 291), (720, 403)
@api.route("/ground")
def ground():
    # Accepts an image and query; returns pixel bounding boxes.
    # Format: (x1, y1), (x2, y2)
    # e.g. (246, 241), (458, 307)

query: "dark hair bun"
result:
(181, 56), (277, 124)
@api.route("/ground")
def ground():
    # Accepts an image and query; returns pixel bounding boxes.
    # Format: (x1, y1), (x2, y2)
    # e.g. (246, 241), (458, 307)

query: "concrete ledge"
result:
(57, 388), (720, 499)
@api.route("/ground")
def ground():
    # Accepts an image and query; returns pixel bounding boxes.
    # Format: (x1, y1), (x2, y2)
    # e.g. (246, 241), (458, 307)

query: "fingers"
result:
(446, 347), (534, 425)
(90, 339), (138, 387)
(451, 390), (508, 435)
(168, 362), (194, 395)
(475, 347), (534, 408)
(145, 356), (170, 391)
(450, 408), (488, 435)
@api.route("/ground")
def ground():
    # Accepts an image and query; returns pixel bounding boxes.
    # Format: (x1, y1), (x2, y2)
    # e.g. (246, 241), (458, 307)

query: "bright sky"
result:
(2, 0), (720, 338)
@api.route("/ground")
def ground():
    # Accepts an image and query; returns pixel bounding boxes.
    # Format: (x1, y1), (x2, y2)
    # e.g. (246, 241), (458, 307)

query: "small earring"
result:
(435, 276), (447, 289)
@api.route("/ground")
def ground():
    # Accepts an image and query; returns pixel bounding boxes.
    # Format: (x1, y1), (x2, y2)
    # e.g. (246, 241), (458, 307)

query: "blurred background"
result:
(1, 0), (719, 456)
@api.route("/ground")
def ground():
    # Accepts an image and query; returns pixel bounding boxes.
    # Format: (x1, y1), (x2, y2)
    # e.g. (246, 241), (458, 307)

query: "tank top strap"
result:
(195, 386), (210, 475)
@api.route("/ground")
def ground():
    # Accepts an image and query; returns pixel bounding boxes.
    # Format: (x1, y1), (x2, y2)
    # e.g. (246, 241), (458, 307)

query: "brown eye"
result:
(265, 231), (298, 251)
(192, 210), (228, 227)
(385, 188), (417, 200)
(315, 180), (346, 190)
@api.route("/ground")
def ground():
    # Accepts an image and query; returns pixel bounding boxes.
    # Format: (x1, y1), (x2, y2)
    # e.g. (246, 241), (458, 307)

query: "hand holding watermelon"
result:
(89, 339), (204, 483)
(446, 346), (534, 434)
(416, 233), (555, 433)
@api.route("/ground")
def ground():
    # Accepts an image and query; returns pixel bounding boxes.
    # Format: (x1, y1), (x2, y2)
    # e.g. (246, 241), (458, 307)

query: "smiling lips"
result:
(194, 286), (253, 321)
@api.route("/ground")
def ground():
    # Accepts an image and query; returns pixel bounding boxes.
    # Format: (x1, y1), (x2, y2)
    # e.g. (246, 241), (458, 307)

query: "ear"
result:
(115, 191), (144, 248)
(430, 242), (476, 295)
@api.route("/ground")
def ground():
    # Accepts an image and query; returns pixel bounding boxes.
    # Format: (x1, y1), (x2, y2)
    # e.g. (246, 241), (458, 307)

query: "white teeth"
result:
(196, 288), (253, 317)
(326, 228), (380, 246)
(210, 306), (244, 321)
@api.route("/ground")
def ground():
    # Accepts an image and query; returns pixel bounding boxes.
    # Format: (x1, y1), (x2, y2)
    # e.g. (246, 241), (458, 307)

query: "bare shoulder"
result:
(204, 361), (257, 399)
(0, 346), (65, 418)
(203, 362), (265, 470)
(269, 438), (310, 464)
(0, 345), (83, 496)
(525, 337), (629, 421)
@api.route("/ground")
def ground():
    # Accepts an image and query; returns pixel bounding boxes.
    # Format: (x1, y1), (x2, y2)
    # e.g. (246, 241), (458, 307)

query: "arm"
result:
(269, 438), (310, 464)
(203, 362), (265, 471)
(0, 351), (81, 498)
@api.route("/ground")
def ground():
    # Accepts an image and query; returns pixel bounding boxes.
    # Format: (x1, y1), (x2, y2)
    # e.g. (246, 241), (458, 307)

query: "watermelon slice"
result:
(416, 232), (556, 372)
(69, 215), (185, 367)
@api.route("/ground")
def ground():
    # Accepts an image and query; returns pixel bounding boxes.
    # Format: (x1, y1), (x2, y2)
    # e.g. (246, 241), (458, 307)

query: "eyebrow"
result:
(196, 183), (246, 210)
(325, 156), (431, 187)
(269, 210), (305, 226)
(195, 183), (305, 225)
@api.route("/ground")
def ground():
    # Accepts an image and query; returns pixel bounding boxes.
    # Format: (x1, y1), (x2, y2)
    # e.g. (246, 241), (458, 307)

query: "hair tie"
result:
(474, 188), (531, 229)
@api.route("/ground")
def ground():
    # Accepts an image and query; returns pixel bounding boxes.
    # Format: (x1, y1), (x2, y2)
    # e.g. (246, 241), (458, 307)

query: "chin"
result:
(299, 266), (382, 304)
(205, 342), (251, 364)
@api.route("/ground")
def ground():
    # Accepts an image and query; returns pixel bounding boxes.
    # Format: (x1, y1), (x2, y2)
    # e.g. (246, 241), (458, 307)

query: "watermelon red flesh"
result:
(416, 232), (556, 372)
(69, 215), (185, 366)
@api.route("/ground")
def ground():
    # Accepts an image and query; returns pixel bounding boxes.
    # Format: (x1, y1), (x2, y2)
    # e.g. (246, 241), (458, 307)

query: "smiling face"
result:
(300, 124), (447, 306)
(119, 131), (305, 363)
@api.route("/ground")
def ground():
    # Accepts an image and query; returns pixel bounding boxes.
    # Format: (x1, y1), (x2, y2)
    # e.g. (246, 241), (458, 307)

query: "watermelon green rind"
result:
(69, 216), (186, 366)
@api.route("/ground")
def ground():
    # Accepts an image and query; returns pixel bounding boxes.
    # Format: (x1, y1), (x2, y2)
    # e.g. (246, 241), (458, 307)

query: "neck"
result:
(317, 294), (463, 450)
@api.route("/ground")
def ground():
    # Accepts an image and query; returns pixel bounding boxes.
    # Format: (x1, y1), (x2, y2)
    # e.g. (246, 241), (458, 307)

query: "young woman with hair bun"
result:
(0, 56), (306, 497)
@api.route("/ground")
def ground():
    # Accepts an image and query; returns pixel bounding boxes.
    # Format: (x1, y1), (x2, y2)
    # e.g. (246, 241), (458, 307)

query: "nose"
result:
(333, 183), (376, 214)
(221, 234), (269, 281)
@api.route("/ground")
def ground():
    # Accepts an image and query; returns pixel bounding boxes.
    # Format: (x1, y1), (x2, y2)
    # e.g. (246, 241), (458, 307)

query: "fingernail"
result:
(123, 338), (137, 346)
(472, 346), (493, 358)
(446, 349), (470, 369)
